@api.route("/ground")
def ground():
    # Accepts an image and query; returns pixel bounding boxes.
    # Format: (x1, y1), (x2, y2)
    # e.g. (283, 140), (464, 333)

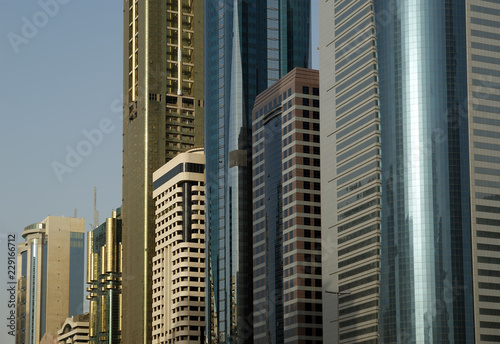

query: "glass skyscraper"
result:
(375, 1), (474, 342)
(204, 1), (310, 342)
(320, 0), (500, 343)
(87, 209), (122, 344)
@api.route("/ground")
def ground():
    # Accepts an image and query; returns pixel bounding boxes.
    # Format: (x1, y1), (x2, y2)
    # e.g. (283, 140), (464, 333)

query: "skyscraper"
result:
(319, 0), (381, 342)
(122, 1), (204, 343)
(252, 68), (323, 343)
(376, 1), (474, 342)
(320, 0), (500, 343)
(16, 216), (85, 344)
(87, 209), (122, 343)
(152, 148), (206, 343)
(204, 1), (311, 342)
(466, 2), (500, 342)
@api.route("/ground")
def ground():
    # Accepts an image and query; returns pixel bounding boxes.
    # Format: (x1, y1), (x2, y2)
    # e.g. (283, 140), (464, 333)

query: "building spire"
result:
(93, 186), (99, 229)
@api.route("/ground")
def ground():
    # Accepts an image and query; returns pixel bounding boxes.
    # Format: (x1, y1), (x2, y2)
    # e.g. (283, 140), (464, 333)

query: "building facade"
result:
(16, 217), (85, 344)
(152, 148), (206, 343)
(319, 0), (382, 343)
(465, 1), (500, 342)
(320, 0), (500, 343)
(204, 1), (311, 342)
(252, 68), (323, 344)
(122, 1), (204, 343)
(57, 313), (90, 344)
(376, 1), (474, 342)
(87, 209), (122, 344)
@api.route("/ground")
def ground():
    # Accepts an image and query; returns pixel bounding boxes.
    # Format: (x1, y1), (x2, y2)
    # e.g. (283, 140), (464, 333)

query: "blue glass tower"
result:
(204, 1), (310, 343)
(376, 0), (474, 342)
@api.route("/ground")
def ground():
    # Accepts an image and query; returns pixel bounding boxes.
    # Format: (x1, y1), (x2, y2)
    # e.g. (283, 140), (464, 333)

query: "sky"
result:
(0, 1), (318, 343)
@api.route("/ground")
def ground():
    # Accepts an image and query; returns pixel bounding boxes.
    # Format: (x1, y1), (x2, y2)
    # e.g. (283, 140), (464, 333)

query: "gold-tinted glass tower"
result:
(87, 209), (122, 343)
(122, 1), (204, 343)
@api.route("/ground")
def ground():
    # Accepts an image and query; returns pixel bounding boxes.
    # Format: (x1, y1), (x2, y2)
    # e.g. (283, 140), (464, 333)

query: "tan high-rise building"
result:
(16, 216), (85, 344)
(152, 148), (206, 343)
(122, 1), (204, 343)
(319, 1), (381, 342)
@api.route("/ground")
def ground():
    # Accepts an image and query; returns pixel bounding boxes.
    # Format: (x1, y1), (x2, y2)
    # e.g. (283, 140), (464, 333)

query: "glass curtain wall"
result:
(204, 1), (310, 343)
(376, 1), (474, 343)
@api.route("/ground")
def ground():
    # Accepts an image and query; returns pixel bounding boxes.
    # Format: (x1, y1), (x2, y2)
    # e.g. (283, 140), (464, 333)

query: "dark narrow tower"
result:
(121, 1), (204, 343)
(204, 1), (311, 343)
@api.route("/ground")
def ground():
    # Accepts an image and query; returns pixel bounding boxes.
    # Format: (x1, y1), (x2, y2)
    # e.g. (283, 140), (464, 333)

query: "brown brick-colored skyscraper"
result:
(252, 68), (323, 343)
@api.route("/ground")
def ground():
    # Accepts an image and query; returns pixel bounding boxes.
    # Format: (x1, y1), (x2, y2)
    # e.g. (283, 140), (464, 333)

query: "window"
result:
(303, 86), (309, 94)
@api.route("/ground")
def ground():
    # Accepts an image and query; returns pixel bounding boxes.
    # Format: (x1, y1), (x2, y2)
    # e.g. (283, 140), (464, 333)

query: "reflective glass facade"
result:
(375, 1), (474, 343)
(87, 210), (122, 344)
(69, 232), (84, 317)
(204, 1), (310, 343)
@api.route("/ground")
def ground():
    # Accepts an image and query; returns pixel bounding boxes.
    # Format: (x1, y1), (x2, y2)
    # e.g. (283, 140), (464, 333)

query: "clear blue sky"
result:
(0, 1), (123, 342)
(0, 1), (318, 343)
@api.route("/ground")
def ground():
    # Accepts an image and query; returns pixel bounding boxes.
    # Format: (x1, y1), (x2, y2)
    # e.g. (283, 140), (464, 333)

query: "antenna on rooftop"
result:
(93, 187), (100, 229)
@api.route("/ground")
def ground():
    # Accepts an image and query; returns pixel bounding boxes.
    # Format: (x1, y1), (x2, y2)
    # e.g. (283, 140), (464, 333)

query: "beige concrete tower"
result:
(151, 148), (206, 343)
(467, 0), (500, 341)
(57, 313), (90, 344)
(16, 216), (85, 344)
(319, 1), (382, 342)
(122, 1), (204, 343)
